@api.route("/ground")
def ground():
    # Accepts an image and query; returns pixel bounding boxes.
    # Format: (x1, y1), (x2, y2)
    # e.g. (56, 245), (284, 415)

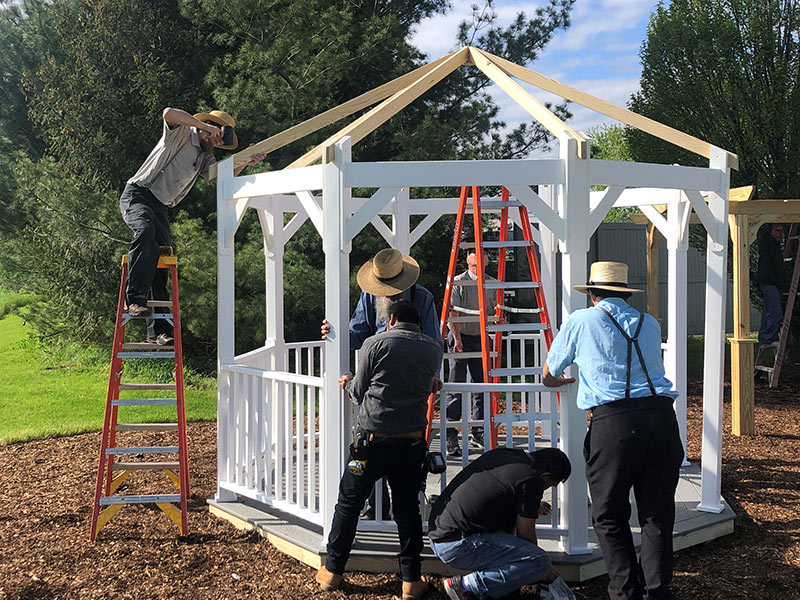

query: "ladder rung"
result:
(123, 313), (174, 320)
(490, 367), (543, 377)
(122, 343), (175, 351)
(487, 323), (549, 333)
(116, 352), (175, 359)
(99, 494), (181, 505)
(443, 351), (499, 359)
(784, 257), (793, 262)
(477, 200), (523, 208)
(115, 423), (178, 431)
(118, 383), (177, 391)
(789, 235), (800, 240)
(147, 300), (174, 308)
(755, 366), (774, 373)
(452, 280), (540, 289)
(106, 446), (179, 455)
(462, 240), (534, 249)
(112, 398), (177, 407)
(112, 461), (180, 471)
(447, 316), (500, 323)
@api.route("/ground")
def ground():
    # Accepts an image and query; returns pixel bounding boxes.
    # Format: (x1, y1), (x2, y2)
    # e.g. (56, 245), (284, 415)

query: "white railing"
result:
(218, 340), (325, 525)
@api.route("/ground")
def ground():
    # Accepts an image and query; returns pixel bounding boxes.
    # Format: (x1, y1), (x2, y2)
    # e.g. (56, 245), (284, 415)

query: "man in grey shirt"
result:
(120, 107), (264, 342)
(316, 299), (443, 600)
(446, 249), (497, 455)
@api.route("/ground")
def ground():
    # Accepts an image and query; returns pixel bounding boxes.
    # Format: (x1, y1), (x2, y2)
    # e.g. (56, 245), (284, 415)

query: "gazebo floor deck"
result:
(209, 443), (734, 583)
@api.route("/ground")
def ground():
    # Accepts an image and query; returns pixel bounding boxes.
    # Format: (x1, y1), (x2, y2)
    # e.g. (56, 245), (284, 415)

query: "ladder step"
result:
(462, 240), (534, 249)
(115, 423), (178, 431)
(443, 351), (499, 359)
(116, 351), (175, 359)
(118, 383), (177, 391)
(123, 313), (174, 320)
(112, 461), (180, 471)
(490, 367), (543, 377)
(147, 300), (173, 308)
(755, 366), (774, 373)
(487, 323), (549, 333)
(99, 494), (181, 505)
(122, 343), (175, 351)
(477, 200), (523, 208)
(453, 280), (540, 289)
(112, 398), (177, 407)
(106, 446), (179, 455)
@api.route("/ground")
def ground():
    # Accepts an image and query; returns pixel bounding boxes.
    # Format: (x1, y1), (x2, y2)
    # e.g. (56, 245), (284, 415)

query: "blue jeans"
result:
(430, 532), (551, 599)
(758, 283), (782, 344)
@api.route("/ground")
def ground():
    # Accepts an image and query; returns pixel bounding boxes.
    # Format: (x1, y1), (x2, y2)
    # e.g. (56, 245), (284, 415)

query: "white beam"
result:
(230, 165), (323, 199)
(588, 159), (725, 191)
(506, 185), (565, 242)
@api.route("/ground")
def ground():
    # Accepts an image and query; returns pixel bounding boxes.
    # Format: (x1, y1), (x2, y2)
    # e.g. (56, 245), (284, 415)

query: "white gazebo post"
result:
(320, 138), (353, 542)
(557, 136), (591, 555)
(393, 186), (411, 254)
(699, 147), (731, 513)
(258, 199), (287, 372)
(216, 156), (238, 502)
(666, 191), (690, 464)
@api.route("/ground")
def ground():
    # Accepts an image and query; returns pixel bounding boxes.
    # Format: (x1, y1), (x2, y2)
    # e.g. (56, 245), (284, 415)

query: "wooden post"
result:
(729, 213), (756, 435)
(646, 222), (662, 319)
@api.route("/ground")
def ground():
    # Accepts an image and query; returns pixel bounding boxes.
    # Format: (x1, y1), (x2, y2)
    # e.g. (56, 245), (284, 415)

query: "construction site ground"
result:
(1, 375), (798, 600)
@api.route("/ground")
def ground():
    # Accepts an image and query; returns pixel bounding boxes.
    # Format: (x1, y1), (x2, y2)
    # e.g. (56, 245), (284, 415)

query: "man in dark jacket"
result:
(756, 223), (787, 348)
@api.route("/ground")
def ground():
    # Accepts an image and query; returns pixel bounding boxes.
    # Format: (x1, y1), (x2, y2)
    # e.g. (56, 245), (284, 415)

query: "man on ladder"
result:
(756, 223), (787, 352)
(445, 249), (496, 456)
(119, 107), (265, 341)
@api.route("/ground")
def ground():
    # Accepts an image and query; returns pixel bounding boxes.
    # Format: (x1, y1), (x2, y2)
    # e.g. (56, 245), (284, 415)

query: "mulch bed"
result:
(1, 376), (798, 600)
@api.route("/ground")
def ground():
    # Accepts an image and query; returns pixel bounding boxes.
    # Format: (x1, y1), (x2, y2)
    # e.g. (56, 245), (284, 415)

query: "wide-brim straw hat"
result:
(356, 248), (420, 297)
(574, 261), (643, 294)
(193, 109), (238, 150)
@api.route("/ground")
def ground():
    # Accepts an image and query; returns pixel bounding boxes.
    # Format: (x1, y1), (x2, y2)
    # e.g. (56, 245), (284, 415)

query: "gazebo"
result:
(208, 47), (735, 580)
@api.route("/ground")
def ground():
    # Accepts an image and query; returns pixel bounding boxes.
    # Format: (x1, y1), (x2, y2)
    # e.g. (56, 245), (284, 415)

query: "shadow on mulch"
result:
(0, 370), (798, 600)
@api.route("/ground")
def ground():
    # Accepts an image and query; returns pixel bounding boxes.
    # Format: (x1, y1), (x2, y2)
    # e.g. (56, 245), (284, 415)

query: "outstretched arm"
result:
(163, 107), (221, 142)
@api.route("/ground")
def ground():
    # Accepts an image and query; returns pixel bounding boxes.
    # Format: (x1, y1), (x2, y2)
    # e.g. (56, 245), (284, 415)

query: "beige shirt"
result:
(127, 120), (216, 208)
(451, 269), (497, 336)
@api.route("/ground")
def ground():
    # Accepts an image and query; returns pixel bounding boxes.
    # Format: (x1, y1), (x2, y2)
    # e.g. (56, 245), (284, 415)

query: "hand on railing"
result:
(542, 361), (575, 388)
(430, 375), (443, 394)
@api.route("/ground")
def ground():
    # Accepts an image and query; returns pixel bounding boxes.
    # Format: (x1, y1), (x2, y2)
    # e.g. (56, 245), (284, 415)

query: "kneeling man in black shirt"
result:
(428, 447), (571, 599)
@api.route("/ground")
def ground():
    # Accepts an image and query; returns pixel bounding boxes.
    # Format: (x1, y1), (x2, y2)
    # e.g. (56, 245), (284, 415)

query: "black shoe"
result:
(360, 507), (391, 521)
(471, 430), (484, 449)
(443, 576), (476, 600)
(147, 333), (174, 346)
(446, 436), (461, 457)
(127, 303), (151, 317)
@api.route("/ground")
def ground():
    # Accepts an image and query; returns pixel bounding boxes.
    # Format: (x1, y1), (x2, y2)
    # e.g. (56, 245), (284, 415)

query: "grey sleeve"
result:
(347, 339), (375, 404)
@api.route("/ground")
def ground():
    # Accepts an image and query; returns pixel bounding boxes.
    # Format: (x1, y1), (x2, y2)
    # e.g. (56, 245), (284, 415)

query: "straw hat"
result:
(574, 261), (642, 294)
(193, 109), (238, 150)
(356, 249), (420, 297)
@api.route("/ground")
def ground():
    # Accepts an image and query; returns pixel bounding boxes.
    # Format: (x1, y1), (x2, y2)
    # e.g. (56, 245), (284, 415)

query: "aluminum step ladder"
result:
(425, 186), (556, 449)
(89, 249), (189, 539)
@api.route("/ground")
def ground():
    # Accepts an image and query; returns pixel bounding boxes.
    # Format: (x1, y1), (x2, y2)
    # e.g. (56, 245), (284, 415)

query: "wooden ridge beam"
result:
(478, 49), (739, 170)
(469, 48), (587, 157)
(209, 49), (462, 179)
(287, 47), (470, 169)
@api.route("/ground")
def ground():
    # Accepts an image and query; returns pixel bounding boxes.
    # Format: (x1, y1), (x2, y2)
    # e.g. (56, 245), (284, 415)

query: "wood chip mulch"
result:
(0, 375), (798, 600)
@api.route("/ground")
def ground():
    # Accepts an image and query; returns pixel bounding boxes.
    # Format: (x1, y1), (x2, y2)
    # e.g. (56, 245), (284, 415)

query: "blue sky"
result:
(410, 0), (666, 154)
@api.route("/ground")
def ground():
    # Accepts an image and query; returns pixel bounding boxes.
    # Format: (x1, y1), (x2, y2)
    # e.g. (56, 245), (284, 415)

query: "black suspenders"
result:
(597, 306), (658, 399)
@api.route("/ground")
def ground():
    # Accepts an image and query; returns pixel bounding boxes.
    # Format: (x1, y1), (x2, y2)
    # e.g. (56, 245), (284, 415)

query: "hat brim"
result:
(574, 284), (643, 294)
(193, 112), (238, 150)
(356, 254), (420, 297)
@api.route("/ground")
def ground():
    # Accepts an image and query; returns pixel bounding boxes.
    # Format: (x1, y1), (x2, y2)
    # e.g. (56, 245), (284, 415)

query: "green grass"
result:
(0, 310), (217, 445)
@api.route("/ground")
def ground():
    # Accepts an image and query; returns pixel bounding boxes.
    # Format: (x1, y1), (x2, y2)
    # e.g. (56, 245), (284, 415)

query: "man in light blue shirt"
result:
(543, 262), (684, 600)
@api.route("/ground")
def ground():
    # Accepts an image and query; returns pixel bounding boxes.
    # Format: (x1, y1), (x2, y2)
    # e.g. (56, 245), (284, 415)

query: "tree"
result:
(628, 0), (800, 198)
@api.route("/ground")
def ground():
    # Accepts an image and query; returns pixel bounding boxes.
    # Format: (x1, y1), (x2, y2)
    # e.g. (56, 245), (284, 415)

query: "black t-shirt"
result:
(428, 448), (545, 542)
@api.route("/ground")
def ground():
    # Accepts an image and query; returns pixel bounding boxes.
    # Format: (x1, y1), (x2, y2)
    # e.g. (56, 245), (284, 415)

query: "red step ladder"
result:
(426, 186), (555, 448)
(89, 250), (189, 540)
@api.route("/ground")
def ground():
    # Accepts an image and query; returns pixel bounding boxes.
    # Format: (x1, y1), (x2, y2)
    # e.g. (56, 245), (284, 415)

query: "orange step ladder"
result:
(89, 249), (189, 539)
(426, 186), (555, 448)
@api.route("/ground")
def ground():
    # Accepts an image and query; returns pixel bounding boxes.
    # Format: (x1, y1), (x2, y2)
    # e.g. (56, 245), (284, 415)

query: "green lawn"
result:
(0, 312), (217, 444)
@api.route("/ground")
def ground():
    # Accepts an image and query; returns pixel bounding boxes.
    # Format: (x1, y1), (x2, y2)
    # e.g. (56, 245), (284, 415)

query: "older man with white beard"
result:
(321, 248), (442, 520)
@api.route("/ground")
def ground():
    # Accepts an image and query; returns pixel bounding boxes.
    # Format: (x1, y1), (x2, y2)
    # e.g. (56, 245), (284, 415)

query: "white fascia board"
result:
(613, 187), (685, 208)
(344, 159), (564, 188)
(589, 159), (724, 191)
(229, 165), (323, 200)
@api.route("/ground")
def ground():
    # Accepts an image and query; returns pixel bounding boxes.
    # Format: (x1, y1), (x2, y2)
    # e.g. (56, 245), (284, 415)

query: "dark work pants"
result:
(326, 437), (427, 581)
(585, 397), (684, 600)
(119, 184), (172, 337)
(445, 333), (485, 440)
(758, 283), (782, 344)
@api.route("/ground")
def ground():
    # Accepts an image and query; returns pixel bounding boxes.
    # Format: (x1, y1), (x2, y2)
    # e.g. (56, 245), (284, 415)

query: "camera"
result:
(221, 126), (235, 146)
(424, 451), (447, 474)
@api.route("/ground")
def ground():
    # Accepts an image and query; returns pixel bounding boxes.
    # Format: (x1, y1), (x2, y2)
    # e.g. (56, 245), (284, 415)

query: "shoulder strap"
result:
(597, 306), (657, 398)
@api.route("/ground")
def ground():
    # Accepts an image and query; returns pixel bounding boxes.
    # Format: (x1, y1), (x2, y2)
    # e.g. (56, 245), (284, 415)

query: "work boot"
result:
(402, 579), (428, 600)
(127, 303), (151, 317)
(471, 429), (484, 449)
(315, 566), (342, 592)
(446, 430), (461, 457)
